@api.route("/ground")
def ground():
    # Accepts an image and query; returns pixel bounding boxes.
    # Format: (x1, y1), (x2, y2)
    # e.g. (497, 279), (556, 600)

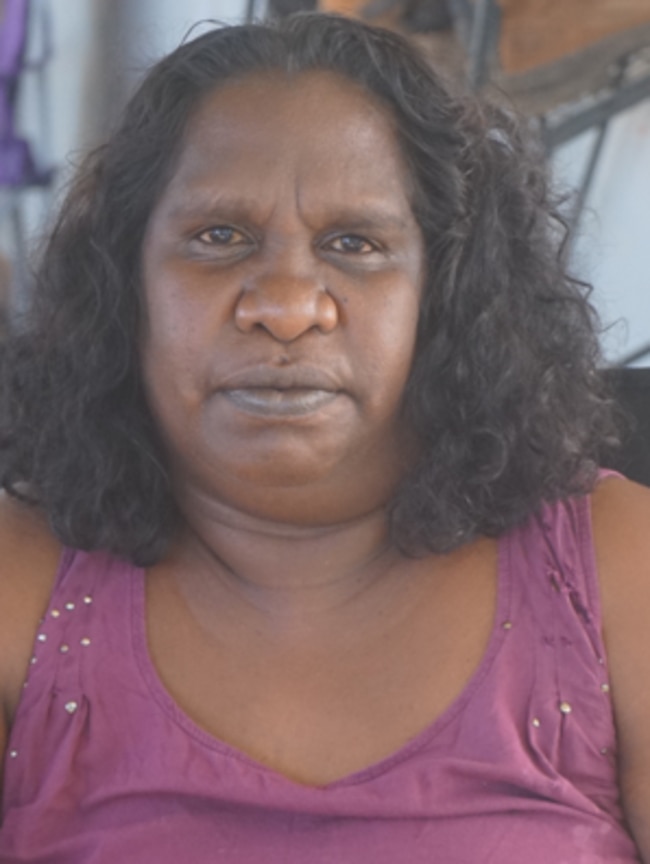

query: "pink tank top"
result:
(0, 490), (641, 862)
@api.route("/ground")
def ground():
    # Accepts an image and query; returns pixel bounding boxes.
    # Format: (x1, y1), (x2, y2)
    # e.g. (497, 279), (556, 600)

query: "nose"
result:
(234, 254), (338, 342)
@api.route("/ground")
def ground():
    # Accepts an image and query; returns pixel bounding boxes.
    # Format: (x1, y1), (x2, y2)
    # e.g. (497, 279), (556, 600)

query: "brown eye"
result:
(197, 226), (247, 246)
(328, 234), (376, 254)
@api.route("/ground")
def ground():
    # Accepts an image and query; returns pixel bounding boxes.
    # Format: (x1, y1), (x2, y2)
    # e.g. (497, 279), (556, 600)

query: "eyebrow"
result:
(165, 195), (262, 222)
(316, 210), (412, 233)
(164, 195), (413, 233)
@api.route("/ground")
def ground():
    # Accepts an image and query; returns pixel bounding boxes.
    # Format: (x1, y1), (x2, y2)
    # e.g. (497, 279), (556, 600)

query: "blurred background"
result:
(1, 0), (649, 371)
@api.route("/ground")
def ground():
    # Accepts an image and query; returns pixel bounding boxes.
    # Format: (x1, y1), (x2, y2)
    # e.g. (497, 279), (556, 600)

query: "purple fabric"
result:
(0, 0), (29, 79)
(0, 0), (30, 186)
(0, 0), (50, 188)
(0, 490), (641, 862)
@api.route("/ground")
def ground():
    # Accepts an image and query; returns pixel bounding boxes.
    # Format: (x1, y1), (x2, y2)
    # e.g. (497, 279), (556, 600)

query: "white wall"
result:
(119, 0), (250, 67)
(1, 0), (106, 307)
(14, 0), (101, 174)
(107, 0), (254, 129)
(552, 99), (650, 366)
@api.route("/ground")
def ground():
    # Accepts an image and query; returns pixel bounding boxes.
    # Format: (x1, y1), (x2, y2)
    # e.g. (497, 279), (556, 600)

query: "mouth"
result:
(216, 364), (345, 417)
(223, 387), (340, 417)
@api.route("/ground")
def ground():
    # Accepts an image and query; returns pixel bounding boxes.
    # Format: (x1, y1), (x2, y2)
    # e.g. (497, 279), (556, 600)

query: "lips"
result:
(217, 364), (342, 392)
(224, 387), (340, 416)
(216, 365), (345, 418)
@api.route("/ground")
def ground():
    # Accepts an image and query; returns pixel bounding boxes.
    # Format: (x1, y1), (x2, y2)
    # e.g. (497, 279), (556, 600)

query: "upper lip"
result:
(216, 365), (344, 392)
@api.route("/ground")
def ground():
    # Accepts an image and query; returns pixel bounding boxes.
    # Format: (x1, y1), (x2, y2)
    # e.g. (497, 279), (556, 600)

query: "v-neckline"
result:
(132, 533), (512, 792)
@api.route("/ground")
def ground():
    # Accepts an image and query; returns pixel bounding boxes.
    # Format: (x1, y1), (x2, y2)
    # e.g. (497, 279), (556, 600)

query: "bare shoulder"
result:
(591, 475), (650, 628)
(591, 474), (650, 564)
(0, 489), (61, 584)
(0, 493), (61, 744)
(591, 475), (650, 859)
(0, 491), (61, 658)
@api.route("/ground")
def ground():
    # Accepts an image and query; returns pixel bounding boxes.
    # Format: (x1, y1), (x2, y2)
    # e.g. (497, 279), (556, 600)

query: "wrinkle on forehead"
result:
(157, 69), (417, 227)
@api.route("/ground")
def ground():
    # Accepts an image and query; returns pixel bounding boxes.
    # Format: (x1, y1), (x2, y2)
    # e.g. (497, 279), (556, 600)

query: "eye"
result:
(196, 226), (249, 246)
(326, 234), (378, 255)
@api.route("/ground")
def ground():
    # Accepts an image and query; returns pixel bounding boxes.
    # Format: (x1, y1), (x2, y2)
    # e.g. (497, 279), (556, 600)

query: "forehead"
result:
(154, 69), (415, 219)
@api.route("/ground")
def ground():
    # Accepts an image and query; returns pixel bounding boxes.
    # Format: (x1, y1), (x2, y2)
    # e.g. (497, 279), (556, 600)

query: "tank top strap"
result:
(535, 494), (601, 633)
(493, 483), (620, 816)
(3, 548), (143, 814)
(31, 547), (136, 695)
(501, 489), (607, 683)
(502, 478), (615, 742)
(529, 469), (622, 647)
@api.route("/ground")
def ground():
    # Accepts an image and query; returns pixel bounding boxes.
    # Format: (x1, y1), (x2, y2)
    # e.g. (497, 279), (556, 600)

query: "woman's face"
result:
(141, 70), (425, 524)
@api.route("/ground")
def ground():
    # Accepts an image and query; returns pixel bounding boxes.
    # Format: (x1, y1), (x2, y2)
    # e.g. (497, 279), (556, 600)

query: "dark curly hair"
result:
(0, 13), (620, 565)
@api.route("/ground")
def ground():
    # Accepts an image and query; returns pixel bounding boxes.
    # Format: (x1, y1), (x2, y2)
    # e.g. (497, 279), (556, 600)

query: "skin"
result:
(0, 71), (648, 857)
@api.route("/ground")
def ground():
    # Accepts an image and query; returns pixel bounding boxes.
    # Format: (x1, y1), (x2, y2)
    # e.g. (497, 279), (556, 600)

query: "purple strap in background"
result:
(0, 0), (30, 78)
(0, 0), (49, 187)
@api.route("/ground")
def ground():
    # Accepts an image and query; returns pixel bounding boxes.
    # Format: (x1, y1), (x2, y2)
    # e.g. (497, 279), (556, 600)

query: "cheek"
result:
(146, 276), (197, 347)
(140, 298), (205, 425)
(141, 263), (217, 383)
(355, 292), (421, 407)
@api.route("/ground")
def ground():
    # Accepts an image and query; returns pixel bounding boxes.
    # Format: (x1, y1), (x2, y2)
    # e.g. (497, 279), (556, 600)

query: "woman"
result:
(0, 13), (648, 862)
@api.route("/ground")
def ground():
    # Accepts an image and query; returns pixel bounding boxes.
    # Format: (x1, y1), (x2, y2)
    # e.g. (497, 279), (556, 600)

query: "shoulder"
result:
(591, 475), (650, 681)
(590, 475), (650, 857)
(591, 475), (650, 626)
(591, 472), (650, 555)
(0, 493), (61, 741)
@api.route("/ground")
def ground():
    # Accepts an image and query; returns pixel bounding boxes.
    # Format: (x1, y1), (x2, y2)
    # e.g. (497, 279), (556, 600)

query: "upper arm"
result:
(0, 494), (61, 782)
(592, 476), (650, 860)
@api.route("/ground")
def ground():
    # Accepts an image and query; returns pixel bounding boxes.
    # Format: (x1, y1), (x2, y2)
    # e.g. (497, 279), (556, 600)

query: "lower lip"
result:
(222, 388), (341, 417)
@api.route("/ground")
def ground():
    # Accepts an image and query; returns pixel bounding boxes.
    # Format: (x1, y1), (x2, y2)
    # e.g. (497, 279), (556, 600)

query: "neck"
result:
(160, 490), (411, 637)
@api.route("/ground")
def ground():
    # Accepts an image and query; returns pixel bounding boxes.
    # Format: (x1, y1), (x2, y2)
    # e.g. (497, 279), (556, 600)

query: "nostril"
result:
(234, 283), (338, 339)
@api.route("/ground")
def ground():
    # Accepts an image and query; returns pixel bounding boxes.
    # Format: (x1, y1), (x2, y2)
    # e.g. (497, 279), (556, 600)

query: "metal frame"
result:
(447, 0), (650, 368)
(245, 0), (270, 23)
(548, 58), (631, 247)
(542, 69), (650, 151)
(447, 0), (501, 88)
(0, 0), (54, 314)
(616, 343), (650, 368)
(449, 0), (650, 149)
